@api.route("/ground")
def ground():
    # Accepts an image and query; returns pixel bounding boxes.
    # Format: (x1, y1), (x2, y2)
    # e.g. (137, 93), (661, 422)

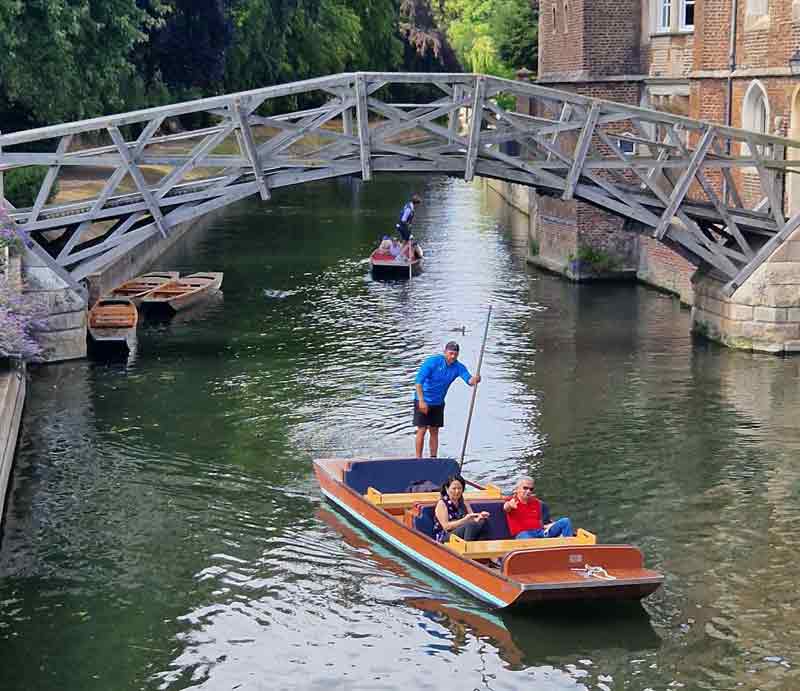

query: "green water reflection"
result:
(1, 176), (799, 690)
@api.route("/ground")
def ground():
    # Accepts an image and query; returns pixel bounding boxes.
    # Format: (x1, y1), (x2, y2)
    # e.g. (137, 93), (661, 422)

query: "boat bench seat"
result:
(343, 457), (460, 495)
(411, 500), (510, 541)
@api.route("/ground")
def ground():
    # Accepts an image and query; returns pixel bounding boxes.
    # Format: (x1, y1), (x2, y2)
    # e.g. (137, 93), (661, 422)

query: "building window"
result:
(657, 0), (672, 31)
(680, 0), (695, 29)
(552, 5), (557, 33)
(564, 1), (569, 32)
(618, 135), (636, 155)
(742, 80), (771, 158)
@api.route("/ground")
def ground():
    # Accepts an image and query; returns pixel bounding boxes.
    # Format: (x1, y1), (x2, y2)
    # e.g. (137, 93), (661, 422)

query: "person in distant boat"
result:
(378, 235), (393, 253)
(414, 341), (481, 458)
(396, 193), (422, 242)
(502, 476), (574, 539)
(433, 475), (490, 543)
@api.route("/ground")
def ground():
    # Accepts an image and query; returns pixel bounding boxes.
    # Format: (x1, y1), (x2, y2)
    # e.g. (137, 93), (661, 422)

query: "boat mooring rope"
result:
(570, 564), (617, 580)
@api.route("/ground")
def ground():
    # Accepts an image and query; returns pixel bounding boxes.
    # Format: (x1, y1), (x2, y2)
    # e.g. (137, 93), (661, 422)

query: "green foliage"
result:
(491, 0), (538, 72)
(570, 246), (621, 273)
(529, 238), (539, 256)
(3, 167), (54, 209)
(0, 0), (168, 122)
(434, 0), (538, 77)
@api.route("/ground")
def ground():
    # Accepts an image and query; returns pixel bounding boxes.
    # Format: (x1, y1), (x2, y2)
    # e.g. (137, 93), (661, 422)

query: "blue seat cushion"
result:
(343, 457), (460, 495)
(412, 504), (437, 538)
(411, 500), (510, 541)
(469, 500), (511, 541)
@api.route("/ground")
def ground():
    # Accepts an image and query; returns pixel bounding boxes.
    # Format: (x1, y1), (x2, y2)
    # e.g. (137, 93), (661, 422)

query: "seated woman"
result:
(433, 475), (490, 543)
(378, 235), (393, 253)
(389, 239), (403, 258)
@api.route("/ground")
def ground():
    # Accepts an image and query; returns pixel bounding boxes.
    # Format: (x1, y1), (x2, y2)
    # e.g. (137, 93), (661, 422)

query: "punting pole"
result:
(458, 305), (492, 471)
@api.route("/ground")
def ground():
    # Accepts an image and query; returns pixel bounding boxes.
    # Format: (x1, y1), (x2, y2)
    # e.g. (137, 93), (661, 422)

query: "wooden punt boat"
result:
(314, 457), (664, 608)
(106, 271), (180, 306)
(140, 272), (223, 314)
(87, 297), (138, 352)
(369, 246), (424, 279)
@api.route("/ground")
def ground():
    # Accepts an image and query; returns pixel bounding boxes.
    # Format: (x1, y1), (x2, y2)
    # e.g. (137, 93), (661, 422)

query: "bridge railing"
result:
(1, 72), (799, 296)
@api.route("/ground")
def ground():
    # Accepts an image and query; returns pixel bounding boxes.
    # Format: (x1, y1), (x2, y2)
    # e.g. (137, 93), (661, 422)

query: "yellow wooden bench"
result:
(445, 528), (597, 560)
(365, 484), (502, 510)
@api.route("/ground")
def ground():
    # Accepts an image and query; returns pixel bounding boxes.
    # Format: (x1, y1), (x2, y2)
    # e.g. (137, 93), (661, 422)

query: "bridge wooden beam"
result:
(87, 116), (164, 223)
(448, 84), (464, 144)
(653, 126), (716, 240)
(234, 98), (270, 200)
(107, 126), (170, 238)
(355, 74), (372, 181)
(465, 77), (487, 182)
(28, 135), (72, 225)
(724, 208), (800, 296)
(562, 103), (599, 201)
(746, 133), (785, 229)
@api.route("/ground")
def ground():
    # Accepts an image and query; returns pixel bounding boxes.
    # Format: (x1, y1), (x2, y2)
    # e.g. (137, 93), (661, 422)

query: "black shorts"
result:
(396, 222), (411, 242)
(414, 400), (444, 428)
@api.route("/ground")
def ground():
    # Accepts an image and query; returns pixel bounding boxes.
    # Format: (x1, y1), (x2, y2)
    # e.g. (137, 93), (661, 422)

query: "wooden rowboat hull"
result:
(141, 272), (223, 314)
(108, 271), (180, 306)
(88, 298), (138, 353)
(314, 457), (663, 609)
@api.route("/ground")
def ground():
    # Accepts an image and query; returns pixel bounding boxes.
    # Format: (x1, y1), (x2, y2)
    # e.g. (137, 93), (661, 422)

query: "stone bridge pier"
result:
(693, 229), (800, 354)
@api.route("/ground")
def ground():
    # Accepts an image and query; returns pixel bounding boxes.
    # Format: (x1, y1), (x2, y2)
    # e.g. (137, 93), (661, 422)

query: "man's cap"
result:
(444, 341), (460, 352)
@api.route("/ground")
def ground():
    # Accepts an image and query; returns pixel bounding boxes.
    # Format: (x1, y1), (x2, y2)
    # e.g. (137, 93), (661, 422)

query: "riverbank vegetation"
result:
(0, 0), (538, 131)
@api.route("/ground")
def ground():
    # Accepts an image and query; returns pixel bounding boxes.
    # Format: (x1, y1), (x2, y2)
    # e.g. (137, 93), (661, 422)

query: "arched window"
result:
(743, 81), (770, 135)
(552, 5), (558, 33)
(742, 80), (771, 159)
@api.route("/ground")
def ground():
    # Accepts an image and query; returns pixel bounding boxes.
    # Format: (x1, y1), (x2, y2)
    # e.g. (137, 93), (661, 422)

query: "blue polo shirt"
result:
(414, 354), (472, 406)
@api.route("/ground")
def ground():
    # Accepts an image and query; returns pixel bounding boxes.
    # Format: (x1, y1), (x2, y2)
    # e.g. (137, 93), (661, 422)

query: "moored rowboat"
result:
(314, 456), (664, 608)
(87, 297), (138, 352)
(106, 271), (180, 306)
(140, 272), (223, 314)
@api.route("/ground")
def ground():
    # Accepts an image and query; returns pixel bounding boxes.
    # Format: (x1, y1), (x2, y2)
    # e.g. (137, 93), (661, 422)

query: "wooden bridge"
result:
(1, 72), (799, 304)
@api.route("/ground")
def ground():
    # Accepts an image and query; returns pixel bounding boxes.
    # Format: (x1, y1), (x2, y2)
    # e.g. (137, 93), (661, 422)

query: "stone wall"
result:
(22, 251), (87, 362)
(692, 226), (800, 353)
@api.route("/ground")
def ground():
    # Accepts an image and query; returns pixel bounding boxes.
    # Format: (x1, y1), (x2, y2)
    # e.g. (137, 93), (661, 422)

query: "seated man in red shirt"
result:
(502, 476), (574, 539)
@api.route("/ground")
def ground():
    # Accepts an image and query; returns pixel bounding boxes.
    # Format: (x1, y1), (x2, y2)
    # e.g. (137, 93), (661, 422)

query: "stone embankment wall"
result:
(484, 178), (692, 300)
(0, 246), (26, 526)
(23, 251), (87, 362)
(693, 228), (800, 354)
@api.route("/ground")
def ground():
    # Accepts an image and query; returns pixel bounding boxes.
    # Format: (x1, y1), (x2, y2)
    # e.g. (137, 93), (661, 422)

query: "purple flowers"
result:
(0, 277), (44, 361)
(0, 207), (27, 255)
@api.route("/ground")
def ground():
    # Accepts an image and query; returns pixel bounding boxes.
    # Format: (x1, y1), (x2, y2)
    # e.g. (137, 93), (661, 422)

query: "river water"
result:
(2, 176), (800, 691)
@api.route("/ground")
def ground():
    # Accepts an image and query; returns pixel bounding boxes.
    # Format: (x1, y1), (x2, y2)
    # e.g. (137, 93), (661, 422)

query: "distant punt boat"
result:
(87, 297), (138, 352)
(315, 456), (664, 609)
(369, 246), (424, 279)
(140, 272), (223, 314)
(107, 271), (180, 306)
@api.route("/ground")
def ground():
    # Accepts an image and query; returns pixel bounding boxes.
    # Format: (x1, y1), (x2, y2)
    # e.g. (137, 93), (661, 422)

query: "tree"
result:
(0, 0), (167, 123)
(140, 0), (232, 94)
(491, 0), (537, 73)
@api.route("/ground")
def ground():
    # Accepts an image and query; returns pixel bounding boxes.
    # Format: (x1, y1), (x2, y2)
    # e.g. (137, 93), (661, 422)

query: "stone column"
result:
(691, 227), (800, 354)
(22, 251), (87, 362)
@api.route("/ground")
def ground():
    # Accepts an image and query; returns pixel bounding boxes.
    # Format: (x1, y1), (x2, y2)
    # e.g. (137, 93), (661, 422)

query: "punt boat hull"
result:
(87, 297), (138, 354)
(369, 248), (423, 279)
(107, 271), (180, 306)
(140, 272), (223, 315)
(314, 457), (663, 609)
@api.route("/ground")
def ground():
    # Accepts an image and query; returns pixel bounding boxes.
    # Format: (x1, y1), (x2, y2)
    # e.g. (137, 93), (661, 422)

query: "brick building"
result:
(515, 0), (800, 304)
